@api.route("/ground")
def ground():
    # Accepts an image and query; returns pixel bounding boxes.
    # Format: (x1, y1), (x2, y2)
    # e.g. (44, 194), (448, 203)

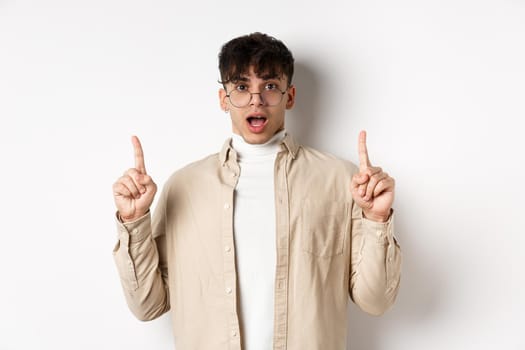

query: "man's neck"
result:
(231, 130), (286, 159)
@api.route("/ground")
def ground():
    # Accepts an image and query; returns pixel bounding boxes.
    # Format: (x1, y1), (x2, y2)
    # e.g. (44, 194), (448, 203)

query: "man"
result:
(112, 32), (401, 350)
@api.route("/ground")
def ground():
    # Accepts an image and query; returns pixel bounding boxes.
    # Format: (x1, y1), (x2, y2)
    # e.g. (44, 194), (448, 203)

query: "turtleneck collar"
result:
(231, 130), (286, 160)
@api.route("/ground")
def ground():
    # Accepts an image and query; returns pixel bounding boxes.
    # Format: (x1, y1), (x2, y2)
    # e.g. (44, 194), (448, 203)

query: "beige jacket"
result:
(113, 133), (401, 350)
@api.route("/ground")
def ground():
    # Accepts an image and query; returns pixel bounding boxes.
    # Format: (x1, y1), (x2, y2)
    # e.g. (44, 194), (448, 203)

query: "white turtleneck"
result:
(231, 130), (285, 350)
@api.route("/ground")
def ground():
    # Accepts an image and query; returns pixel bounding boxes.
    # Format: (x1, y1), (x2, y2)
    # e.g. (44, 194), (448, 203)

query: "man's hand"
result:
(350, 130), (395, 222)
(112, 136), (157, 222)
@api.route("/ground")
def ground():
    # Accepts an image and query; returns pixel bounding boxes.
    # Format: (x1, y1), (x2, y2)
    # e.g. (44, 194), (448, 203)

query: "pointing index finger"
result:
(358, 130), (371, 170)
(131, 135), (147, 174)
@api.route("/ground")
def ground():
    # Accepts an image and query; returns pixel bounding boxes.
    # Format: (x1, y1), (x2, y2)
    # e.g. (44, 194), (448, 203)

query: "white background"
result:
(1, 0), (524, 349)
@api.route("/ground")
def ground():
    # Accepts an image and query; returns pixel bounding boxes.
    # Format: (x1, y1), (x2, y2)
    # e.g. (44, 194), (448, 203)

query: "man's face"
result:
(219, 66), (295, 144)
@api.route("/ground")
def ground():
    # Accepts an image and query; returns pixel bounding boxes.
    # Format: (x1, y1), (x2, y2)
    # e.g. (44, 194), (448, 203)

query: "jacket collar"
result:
(219, 132), (300, 165)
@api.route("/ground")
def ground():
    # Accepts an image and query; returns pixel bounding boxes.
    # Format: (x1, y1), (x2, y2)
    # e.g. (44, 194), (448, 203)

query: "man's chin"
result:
(234, 126), (283, 145)
(242, 133), (272, 145)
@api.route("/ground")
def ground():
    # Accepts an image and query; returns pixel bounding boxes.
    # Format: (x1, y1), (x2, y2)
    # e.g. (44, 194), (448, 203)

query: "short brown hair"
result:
(218, 32), (295, 86)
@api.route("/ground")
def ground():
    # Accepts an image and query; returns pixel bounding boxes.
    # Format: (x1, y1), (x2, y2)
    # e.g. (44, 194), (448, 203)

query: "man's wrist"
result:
(118, 211), (148, 223)
(362, 209), (391, 223)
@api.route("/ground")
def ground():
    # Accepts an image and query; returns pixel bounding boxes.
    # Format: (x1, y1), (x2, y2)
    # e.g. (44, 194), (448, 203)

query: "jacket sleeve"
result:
(112, 185), (170, 321)
(348, 203), (402, 316)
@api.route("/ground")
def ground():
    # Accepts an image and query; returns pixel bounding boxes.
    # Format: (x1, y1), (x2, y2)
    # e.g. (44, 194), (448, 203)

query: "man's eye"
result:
(236, 85), (247, 91)
(265, 83), (277, 90)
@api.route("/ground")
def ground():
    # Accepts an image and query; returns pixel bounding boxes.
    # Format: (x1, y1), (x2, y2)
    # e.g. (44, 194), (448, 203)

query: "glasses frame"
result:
(225, 85), (290, 108)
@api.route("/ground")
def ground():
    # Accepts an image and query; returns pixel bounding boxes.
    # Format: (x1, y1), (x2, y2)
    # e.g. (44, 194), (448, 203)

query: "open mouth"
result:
(246, 115), (268, 133)
(246, 116), (267, 127)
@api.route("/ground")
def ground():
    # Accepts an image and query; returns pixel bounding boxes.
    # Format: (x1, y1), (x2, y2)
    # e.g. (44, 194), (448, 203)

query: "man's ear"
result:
(219, 88), (229, 112)
(285, 85), (296, 109)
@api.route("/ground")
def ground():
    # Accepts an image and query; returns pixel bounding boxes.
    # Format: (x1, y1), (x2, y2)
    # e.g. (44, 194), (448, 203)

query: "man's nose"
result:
(250, 92), (264, 106)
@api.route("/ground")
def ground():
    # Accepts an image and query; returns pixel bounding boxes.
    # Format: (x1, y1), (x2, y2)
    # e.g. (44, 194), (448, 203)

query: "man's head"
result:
(218, 32), (296, 144)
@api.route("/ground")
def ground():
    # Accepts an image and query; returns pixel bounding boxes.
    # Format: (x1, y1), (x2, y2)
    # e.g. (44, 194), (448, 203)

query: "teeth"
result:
(248, 117), (266, 127)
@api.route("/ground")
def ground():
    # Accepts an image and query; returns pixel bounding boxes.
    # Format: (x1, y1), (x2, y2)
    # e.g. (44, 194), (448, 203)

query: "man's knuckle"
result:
(126, 168), (138, 176)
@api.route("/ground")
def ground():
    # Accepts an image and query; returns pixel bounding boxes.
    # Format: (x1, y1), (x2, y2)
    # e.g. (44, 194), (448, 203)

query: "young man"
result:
(112, 32), (401, 350)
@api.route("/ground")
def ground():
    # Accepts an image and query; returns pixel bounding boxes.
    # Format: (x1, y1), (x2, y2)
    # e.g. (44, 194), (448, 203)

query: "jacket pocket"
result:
(301, 199), (348, 258)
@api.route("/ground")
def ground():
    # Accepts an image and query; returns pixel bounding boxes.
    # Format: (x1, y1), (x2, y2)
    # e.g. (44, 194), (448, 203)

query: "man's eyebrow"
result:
(231, 74), (281, 83)
(260, 73), (281, 80)
(233, 76), (249, 82)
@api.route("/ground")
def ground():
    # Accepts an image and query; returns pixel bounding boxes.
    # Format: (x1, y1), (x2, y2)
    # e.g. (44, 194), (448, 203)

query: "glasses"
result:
(226, 85), (288, 108)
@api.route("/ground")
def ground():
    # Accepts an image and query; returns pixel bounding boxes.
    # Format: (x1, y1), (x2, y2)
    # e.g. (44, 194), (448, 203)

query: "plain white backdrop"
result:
(1, 0), (524, 349)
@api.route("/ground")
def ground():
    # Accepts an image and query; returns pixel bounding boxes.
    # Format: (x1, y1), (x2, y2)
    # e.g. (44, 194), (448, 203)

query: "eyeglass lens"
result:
(229, 90), (284, 107)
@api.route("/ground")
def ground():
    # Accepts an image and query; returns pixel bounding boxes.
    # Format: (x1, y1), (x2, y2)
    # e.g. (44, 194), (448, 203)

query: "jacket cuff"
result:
(361, 209), (395, 244)
(115, 211), (151, 244)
